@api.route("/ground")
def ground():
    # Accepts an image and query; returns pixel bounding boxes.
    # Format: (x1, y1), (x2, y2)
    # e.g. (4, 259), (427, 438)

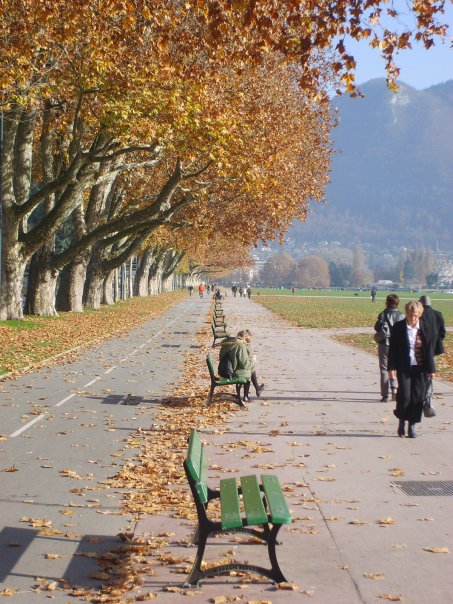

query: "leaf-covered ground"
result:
(0, 292), (186, 376)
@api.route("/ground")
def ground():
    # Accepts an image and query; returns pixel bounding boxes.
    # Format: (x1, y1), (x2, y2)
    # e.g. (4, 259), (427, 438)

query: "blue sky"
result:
(348, 3), (453, 90)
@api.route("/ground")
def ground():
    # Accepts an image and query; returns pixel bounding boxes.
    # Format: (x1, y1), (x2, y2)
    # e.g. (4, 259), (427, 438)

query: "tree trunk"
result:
(128, 257), (134, 298)
(0, 247), (27, 320)
(113, 268), (119, 302)
(134, 249), (155, 297)
(102, 272), (115, 305)
(148, 266), (163, 295)
(55, 255), (89, 312)
(24, 249), (59, 317)
(121, 264), (127, 299)
(83, 255), (105, 309)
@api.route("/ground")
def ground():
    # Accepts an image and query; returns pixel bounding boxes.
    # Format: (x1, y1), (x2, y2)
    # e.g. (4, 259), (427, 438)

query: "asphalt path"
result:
(0, 295), (209, 601)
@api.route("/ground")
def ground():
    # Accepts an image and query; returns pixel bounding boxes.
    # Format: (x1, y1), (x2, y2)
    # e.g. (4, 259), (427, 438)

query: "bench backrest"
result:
(206, 354), (216, 379)
(185, 429), (208, 504)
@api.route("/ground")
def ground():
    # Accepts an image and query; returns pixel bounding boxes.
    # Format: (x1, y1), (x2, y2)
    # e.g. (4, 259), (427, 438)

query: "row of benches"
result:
(180, 300), (292, 587)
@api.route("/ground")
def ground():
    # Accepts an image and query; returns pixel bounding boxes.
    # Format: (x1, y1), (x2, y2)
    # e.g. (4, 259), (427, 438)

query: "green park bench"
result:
(211, 322), (230, 347)
(183, 429), (292, 586)
(212, 314), (227, 330)
(206, 354), (246, 407)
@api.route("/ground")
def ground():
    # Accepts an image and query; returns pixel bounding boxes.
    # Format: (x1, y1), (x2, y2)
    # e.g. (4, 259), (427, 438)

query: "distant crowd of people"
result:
(187, 283), (253, 300)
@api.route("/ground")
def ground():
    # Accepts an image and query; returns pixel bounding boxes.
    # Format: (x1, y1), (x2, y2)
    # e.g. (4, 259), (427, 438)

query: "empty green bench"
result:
(206, 354), (246, 407)
(211, 322), (230, 347)
(183, 429), (292, 586)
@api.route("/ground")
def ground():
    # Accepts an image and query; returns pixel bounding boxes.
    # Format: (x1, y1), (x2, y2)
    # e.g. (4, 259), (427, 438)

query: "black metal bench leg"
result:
(207, 383), (215, 406)
(184, 528), (209, 586)
(267, 524), (290, 583)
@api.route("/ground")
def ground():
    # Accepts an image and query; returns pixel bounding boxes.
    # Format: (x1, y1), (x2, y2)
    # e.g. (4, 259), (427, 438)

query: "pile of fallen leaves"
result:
(0, 292), (186, 376)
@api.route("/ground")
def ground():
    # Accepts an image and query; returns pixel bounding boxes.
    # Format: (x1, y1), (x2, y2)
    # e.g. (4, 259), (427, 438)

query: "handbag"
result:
(423, 395), (436, 418)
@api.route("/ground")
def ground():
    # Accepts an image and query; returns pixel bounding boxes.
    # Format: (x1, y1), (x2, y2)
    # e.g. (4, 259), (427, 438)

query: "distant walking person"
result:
(198, 283), (205, 298)
(374, 294), (405, 401)
(188, 285), (194, 296)
(388, 300), (436, 438)
(371, 287), (377, 303)
(246, 286), (252, 299)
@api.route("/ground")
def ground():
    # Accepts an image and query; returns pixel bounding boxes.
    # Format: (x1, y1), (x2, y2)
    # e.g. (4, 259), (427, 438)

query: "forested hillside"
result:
(291, 79), (453, 251)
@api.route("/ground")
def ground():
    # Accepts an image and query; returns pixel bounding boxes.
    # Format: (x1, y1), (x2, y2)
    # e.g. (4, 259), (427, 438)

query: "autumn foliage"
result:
(0, 0), (450, 319)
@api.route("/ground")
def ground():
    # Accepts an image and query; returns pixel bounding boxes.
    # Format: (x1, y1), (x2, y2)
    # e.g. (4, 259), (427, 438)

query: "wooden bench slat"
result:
(220, 478), (243, 529)
(240, 475), (268, 526)
(261, 474), (292, 525)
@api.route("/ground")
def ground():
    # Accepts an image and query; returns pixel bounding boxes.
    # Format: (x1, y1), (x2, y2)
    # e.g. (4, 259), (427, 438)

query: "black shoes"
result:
(381, 396), (388, 402)
(397, 421), (417, 438)
(256, 384), (265, 397)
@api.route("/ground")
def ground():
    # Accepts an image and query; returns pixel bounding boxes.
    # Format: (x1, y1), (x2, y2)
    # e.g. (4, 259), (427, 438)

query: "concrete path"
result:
(134, 295), (453, 603)
(0, 297), (207, 602)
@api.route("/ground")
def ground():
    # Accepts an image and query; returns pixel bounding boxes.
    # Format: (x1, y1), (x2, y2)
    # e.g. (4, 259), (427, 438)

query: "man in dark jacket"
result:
(388, 300), (436, 438)
(419, 296), (446, 356)
(419, 295), (446, 411)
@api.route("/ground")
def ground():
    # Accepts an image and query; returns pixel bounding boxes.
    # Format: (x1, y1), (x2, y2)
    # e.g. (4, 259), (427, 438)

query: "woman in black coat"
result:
(387, 300), (436, 438)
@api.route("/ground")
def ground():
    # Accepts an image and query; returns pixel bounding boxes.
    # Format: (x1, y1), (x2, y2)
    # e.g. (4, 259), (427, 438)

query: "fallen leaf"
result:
(377, 517), (396, 525)
(423, 547), (449, 554)
(363, 572), (385, 580)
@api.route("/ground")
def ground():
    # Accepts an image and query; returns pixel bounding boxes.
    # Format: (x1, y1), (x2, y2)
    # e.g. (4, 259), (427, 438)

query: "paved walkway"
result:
(133, 295), (453, 603)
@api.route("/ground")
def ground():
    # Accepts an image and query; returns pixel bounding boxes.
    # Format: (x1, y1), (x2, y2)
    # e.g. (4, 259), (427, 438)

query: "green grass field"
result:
(254, 290), (453, 382)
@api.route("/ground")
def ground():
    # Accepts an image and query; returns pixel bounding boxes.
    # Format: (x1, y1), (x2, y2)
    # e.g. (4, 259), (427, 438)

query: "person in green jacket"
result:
(218, 334), (252, 402)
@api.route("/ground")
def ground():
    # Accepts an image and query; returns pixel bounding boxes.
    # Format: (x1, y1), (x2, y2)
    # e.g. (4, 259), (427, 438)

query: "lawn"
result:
(254, 291), (453, 382)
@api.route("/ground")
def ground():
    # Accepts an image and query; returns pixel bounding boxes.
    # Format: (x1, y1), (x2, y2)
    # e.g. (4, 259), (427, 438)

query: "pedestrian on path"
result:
(419, 295), (447, 411)
(198, 283), (205, 298)
(374, 294), (405, 402)
(388, 300), (436, 438)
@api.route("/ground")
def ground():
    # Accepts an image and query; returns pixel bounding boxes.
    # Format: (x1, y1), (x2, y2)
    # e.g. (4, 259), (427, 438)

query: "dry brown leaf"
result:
(0, 588), (17, 596)
(363, 572), (385, 580)
(423, 546), (449, 554)
(377, 517), (396, 525)
(276, 582), (299, 590)
(135, 593), (157, 601)
(2, 466), (18, 473)
(89, 571), (110, 581)
(44, 553), (63, 559)
(379, 595), (404, 601)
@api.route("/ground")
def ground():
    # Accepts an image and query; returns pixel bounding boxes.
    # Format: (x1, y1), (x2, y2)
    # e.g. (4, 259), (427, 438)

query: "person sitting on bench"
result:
(242, 329), (265, 399)
(218, 335), (252, 402)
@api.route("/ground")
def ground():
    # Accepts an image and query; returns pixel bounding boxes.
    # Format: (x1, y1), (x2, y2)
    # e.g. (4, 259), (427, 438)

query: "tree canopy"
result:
(0, 0), (450, 318)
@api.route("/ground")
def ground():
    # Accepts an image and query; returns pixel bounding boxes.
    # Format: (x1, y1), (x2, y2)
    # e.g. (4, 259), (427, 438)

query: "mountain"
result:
(290, 78), (453, 252)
